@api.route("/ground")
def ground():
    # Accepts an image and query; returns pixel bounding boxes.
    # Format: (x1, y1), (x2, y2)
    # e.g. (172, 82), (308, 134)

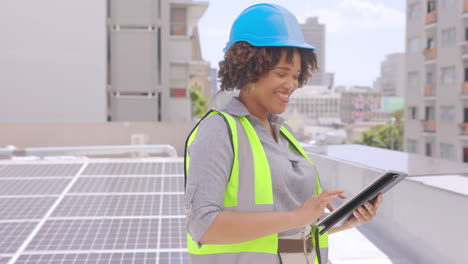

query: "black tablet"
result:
(316, 170), (408, 235)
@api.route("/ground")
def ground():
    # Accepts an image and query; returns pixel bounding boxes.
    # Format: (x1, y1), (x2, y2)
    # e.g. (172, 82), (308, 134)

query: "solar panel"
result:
(163, 162), (184, 175)
(0, 159), (188, 264)
(0, 257), (11, 264)
(51, 195), (162, 217)
(162, 194), (185, 216)
(163, 176), (185, 193)
(0, 197), (57, 220)
(0, 222), (38, 254)
(70, 176), (163, 193)
(159, 252), (188, 264)
(16, 252), (159, 264)
(0, 164), (82, 178)
(27, 219), (160, 251)
(0, 179), (70, 196)
(82, 162), (163, 175)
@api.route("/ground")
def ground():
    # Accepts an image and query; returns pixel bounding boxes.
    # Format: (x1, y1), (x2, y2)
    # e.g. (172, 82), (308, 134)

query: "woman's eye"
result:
(276, 73), (286, 78)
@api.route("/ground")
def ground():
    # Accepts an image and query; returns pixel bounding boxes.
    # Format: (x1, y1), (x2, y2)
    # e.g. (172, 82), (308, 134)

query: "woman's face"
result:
(247, 49), (301, 115)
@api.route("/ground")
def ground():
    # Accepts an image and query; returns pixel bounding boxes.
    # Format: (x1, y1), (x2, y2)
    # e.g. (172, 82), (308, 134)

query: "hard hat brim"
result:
(223, 40), (316, 52)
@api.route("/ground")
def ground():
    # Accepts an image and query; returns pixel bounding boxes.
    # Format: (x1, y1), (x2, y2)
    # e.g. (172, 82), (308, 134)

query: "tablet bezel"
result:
(316, 170), (408, 235)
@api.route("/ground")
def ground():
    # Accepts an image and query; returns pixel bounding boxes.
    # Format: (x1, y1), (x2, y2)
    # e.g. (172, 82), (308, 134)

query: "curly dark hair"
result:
(218, 41), (318, 91)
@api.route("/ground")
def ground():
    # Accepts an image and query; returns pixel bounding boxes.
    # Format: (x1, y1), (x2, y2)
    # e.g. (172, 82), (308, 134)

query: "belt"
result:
(278, 238), (313, 253)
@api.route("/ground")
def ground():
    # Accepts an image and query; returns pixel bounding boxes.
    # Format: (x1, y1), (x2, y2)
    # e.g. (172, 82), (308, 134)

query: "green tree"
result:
(190, 87), (208, 118)
(355, 110), (404, 151)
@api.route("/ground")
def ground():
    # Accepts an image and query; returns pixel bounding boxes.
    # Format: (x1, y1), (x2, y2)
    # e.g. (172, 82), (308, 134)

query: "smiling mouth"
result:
(276, 93), (289, 103)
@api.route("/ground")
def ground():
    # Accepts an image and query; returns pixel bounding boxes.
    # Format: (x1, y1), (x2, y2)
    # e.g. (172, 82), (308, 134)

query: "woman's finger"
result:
(363, 202), (376, 215)
(326, 203), (335, 212)
(358, 207), (372, 221)
(353, 210), (364, 222)
(373, 193), (383, 207)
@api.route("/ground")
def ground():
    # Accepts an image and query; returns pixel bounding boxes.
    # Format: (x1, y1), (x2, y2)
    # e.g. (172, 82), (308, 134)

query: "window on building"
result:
(408, 106), (418, 120)
(465, 27), (468, 41)
(441, 66), (455, 85)
(408, 3), (421, 19)
(465, 67), (468, 82)
(407, 139), (418, 153)
(425, 142), (432, 157)
(426, 37), (436, 49)
(440, 143), (455, 160)
(427, 0), (437, 12)
(440, 106), (455, 122)
(441, 27), (456, 47)
(425, 106), (435, 120)
(407, 72), (420, 89)
(170, 7), (187, 35)
(464, 148), (468, 163)
(426, 72), (434, 85)
(464, 108), (468, 123)
(408, 37), (420, 53)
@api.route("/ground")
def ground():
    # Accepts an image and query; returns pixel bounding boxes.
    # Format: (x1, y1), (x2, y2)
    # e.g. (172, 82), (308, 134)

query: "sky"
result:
(196, 0), (406, 88)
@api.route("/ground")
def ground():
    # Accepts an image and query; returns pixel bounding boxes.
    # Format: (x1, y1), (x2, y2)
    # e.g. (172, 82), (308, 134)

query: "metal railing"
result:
(0, 144), (178, 159)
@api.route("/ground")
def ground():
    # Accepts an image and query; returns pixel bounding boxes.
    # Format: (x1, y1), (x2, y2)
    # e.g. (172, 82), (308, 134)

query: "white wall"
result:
(309, 152), (468, 263)
(0, 0), (107, 122)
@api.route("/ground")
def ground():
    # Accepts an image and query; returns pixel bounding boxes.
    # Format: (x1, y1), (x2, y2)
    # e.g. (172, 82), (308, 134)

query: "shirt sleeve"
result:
(185, 113), (233, 246)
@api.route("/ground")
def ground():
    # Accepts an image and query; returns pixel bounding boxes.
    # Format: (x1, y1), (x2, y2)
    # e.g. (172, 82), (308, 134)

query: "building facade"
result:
(109, 0), (209, 122)
(285, 86), (341, 121)
(404, 0), (468, 162)
(301, 17), (334, 88)
(376, 53), (406, 97)
(340, 89), (382, 124)
(0, 0), (208, 122)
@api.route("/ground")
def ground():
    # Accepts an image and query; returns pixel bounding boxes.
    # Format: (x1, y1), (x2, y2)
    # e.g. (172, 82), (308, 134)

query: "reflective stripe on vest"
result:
(184, 111), (329, 264)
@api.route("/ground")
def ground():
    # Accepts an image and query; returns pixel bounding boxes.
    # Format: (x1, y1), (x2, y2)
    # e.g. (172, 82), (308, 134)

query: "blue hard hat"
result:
(224, 3), (316, 52)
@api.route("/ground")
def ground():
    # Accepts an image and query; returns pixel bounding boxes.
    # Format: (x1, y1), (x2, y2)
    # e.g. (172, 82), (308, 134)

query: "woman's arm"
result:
(199, 189), (344, 245)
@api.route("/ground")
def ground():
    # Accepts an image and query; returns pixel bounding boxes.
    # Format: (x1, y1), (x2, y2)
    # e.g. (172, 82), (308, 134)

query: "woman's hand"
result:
(292, 189), (345, 228)
(339, 193), (384, 231)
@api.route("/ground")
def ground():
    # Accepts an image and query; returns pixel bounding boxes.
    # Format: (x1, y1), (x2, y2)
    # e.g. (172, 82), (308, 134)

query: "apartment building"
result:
(405, 0), (468, 162)
(109, 0), (209, 122)
(0, 0), (208, 122)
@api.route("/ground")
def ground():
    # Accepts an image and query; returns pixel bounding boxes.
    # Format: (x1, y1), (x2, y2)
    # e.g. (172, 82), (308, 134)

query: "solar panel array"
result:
(0, 159), (187, 264)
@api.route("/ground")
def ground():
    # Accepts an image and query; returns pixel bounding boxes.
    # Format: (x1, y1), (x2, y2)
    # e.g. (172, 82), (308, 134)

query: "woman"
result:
(184, 3), (383, 264)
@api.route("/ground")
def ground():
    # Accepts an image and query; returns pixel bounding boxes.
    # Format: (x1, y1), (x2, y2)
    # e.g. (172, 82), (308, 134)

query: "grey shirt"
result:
(185, 97), (317, 245)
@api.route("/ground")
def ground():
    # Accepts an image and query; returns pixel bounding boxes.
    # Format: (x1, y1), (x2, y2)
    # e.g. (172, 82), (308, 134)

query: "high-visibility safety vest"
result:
(184, 110), (329, 264)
